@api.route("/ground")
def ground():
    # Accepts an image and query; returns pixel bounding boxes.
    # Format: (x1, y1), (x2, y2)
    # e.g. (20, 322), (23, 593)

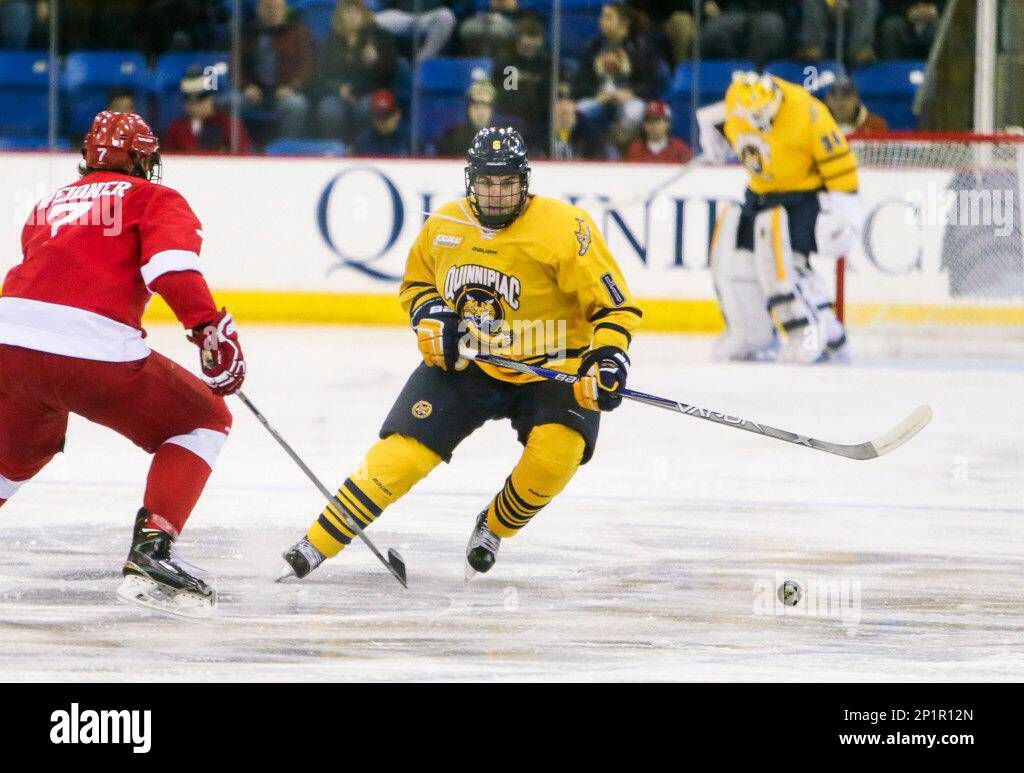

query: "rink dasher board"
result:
(0, 152), (1020, 330)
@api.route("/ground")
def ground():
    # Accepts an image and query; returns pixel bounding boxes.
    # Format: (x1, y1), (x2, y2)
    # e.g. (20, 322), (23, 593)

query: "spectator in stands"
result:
(165, 65), (252, 154)
(373, 1), (456, 64)
(575, 2), (665, 155)
(627, 1), (697, 67)
(799, 0), (880, 66)
(824, 75), (889, 134)
(493, 15), (551, 150)
(459, 0), (522, 58)
(240, 0), (315, 139)
(700, 1), (787, 66)
(0, 0), (31, 48)
(549, 84), (606, 160)
(881, 1), (940, 60)
(625, 100), (692, 163)
(316, 0), (399, 142)
(106, 86), (137, 115)
(352, 89), (409, 157)
(434, 79), (496, 158)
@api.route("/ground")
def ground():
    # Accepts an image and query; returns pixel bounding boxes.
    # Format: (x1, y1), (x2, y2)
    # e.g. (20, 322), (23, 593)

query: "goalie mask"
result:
(465, 126), (530, 229)
(729, 72), (782, 134)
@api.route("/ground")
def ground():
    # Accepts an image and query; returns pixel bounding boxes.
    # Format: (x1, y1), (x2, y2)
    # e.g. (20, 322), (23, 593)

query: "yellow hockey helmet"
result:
(728, 72), (782, 133)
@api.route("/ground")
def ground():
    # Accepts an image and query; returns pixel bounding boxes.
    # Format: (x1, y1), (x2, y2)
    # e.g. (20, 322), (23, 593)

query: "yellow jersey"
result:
(724, 76), (859, 195)
(399, 195), (642, 385)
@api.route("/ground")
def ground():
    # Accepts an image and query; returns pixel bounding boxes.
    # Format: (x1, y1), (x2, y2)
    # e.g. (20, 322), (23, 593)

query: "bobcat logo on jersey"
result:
(735, 133), (772, 179)
(444, 264), (522, 351)
(453, 286), (512, 349)
(574, 217), (591, 256)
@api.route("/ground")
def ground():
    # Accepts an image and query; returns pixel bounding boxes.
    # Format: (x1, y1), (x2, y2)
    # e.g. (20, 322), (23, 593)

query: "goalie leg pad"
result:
(711, 203), (777, 361)
(753, 207), (827, 363)
(796, 264), (848, 353)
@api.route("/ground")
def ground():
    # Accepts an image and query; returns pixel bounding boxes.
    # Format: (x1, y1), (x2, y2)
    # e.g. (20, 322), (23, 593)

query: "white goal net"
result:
(842, 133), (1024, 359)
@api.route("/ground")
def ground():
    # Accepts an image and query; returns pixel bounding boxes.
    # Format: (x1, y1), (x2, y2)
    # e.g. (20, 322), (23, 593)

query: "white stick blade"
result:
(869, 405), (933, 458)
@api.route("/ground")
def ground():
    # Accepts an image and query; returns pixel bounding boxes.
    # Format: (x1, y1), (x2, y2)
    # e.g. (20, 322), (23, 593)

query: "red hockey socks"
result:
(142, 443), (214, 537)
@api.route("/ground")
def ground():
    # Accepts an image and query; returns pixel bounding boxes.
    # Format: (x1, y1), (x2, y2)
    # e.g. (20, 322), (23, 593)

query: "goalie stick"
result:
(459, 349), (932, 461)
(236, 391), (408, 587)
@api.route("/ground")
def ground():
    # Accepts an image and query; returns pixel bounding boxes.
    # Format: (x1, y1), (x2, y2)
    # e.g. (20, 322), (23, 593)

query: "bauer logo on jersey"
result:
(574, 217), (591, 256)
(411, 400), (432, 419)
(433, 233), (463, 249)
(601, 273), (626, 306)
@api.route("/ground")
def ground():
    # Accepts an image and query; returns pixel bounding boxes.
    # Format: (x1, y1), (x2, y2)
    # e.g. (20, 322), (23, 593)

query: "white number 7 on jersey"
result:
(48, 201), (94, 238)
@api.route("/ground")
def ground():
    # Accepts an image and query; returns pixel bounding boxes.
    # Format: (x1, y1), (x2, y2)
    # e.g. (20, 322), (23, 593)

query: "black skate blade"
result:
(387, 549), (407, 588)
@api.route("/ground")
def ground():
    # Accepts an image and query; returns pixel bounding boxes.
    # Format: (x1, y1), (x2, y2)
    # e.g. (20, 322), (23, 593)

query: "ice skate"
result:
(465, 509), (501, 580)
(117, 508), (216, 620)
(276, 536), (325, 582)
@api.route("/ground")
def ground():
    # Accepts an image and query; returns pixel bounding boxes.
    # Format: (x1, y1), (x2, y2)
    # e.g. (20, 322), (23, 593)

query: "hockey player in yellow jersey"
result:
(698, 71), (863, 363)
(277, 127), (641, 580)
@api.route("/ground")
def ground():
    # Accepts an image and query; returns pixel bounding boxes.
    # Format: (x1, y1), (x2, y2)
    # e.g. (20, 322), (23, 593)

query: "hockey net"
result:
(840, 132), (1024, 360)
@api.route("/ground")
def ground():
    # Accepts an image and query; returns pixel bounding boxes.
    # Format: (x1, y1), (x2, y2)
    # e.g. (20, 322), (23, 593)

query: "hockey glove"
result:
(573, 346), (629, 412)
(187, 308), (246, 396)
(411, 299), (466, 372)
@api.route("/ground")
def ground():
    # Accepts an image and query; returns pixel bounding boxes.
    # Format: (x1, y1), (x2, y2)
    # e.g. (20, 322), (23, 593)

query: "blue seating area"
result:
(265, 138), (346, 157)
(0, 46), (925, 155)
(417, 57), (493, 147)
(0, 51), (53, 136)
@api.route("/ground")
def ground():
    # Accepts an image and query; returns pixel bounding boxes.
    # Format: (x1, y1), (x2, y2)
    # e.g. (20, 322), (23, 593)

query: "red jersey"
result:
(163, 113), (252, 155)
(0, 171), (213, 362)
(625, 137), (693, 164)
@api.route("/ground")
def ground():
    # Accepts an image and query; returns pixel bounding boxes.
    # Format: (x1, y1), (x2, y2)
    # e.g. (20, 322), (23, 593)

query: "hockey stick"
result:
(236, 391), (408, 588)
(459, 349), (932, 461)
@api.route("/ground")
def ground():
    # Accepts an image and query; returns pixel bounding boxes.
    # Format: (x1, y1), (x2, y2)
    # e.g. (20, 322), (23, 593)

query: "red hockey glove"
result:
(187, 308), (246, 396)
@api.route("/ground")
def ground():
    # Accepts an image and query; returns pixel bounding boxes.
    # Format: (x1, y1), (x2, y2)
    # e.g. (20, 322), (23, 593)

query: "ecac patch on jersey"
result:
(434, 233), (463, 249)
(601, 273), (625, 306)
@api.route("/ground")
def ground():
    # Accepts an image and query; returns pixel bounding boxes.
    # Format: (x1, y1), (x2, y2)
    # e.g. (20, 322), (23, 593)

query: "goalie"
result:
(698, 72), (861, 363)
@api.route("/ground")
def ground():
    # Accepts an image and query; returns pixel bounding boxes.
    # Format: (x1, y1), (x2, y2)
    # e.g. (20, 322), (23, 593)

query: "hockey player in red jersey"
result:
(0, 111), (245, 618)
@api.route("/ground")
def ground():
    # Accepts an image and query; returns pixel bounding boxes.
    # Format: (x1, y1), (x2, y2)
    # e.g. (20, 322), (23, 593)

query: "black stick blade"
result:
(388, 549), (408, 588)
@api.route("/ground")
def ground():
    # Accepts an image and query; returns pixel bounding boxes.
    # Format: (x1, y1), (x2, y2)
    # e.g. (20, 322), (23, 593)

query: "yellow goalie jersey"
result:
(399, 195), (642, 385)
(723, 75), (859, 195)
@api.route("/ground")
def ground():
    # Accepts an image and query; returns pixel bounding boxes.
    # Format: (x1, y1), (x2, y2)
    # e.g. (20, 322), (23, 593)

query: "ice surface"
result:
(0, 326), (1021, 681)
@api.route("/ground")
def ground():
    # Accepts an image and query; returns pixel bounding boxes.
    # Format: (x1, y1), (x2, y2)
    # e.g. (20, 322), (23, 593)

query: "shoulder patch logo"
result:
(411, 400), (433, 419)
(574, 216), (591, 256)
(601, 272), (625, 306)
(434, 233), (463, 249)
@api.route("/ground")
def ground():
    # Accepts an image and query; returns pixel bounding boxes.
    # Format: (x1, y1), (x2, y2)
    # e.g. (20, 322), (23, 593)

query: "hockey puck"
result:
(777, 579), (802, 607)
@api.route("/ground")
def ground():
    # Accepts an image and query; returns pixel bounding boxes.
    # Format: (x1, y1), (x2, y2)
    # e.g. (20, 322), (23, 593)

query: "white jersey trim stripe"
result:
(141, 250), (203, 287)
(0, 297), (149, 362)
(163, 428), (229, 470)
(0, 473), (23, 499)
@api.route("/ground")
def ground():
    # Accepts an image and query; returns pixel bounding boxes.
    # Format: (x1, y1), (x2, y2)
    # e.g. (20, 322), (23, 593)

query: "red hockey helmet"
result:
(81, 111), (161, 181)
